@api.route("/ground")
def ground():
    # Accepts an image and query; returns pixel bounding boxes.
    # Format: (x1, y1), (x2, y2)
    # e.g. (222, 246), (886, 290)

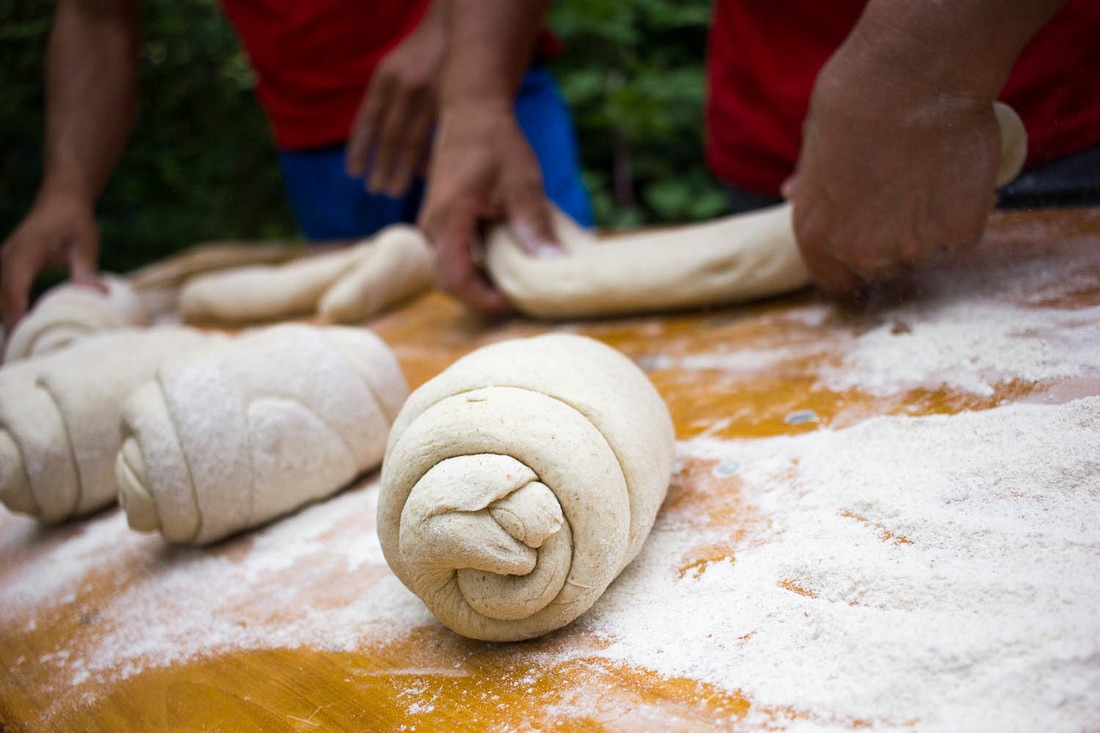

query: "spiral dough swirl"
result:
(378, 333), (675, 641)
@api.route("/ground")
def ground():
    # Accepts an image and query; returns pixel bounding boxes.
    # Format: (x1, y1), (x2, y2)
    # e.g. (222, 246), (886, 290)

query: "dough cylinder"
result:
(0, 328), (213, 523)
(378, 333), (676, 641)
(116, 324), (408, 544)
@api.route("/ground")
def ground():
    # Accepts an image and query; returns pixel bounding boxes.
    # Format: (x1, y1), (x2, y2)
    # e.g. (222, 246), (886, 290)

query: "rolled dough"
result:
(0, 327), (214, 523)
(117, 324), (407, 544)
(2, 276), (147, 364)
(378, 333), (675, 641)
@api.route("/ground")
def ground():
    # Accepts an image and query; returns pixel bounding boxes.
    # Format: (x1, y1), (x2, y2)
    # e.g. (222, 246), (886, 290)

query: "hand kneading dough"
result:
(378, 333), (675, 641)
(0, 328), (213, 523)
(3, 276), (147, 364)
(318, 226), (434, 324)
(485, 102), (1028, 320)
(116, 324), (408, 545)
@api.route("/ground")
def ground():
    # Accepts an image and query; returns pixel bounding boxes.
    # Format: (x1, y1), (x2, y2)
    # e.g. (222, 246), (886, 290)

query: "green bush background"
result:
(1, 0), (724, 276)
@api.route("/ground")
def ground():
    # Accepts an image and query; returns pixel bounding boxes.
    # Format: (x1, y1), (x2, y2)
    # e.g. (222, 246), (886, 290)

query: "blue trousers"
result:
(278, 68), (594, 240)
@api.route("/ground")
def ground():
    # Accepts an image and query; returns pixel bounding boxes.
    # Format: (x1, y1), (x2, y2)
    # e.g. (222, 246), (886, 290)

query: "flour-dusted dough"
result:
(378, 333), (675, 641)
(485, 103), (1028, 320)
(0, 327), (214, 523)
(2, 276), (147, 364)
(116, 324), (408, 544)
(318, 225), (434, 324)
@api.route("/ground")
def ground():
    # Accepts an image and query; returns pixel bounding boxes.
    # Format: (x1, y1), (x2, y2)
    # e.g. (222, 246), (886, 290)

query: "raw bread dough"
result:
(486, 203), (810, 319)
(0, 327), (214, 523)
(485, 102), (1028, 320)
(3, 276), (147, 363)
(179, 225), (434, 326)
(378, 333), (675, 641)
(117, 324), (407, 544)
(318, 225), (434, 324)
(180, 245), (367, 324)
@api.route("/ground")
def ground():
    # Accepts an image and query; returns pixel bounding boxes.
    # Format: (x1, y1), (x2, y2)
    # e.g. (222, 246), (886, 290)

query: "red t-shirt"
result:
(219, 0), (431, 151)
(219, 0), (564, 152)
(705, 0), (1100, 194)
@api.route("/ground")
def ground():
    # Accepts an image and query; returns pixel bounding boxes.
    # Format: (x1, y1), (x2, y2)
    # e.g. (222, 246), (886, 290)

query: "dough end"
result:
(0, 430), (39, 516)
(116, 436), (161, 533)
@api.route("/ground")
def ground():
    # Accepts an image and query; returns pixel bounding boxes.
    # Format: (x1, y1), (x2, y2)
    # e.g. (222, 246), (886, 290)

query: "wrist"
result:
(842, 0), (1060, 104)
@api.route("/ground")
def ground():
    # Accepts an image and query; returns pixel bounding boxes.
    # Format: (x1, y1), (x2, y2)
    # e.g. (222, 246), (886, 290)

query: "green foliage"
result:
(548, 0), (728, 228)
(0, 0), (297, 276)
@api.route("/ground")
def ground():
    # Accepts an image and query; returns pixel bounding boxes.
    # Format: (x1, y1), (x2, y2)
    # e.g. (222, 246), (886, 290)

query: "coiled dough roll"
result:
(3, 276), (147, 364)
(0, 327), (213, 523)
(117, 324), (408, 545)
(378, 333), (675, 641)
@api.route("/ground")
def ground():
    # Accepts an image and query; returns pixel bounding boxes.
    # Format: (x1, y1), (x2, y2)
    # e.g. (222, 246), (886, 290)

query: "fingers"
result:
(431, 201), (514, 316)
(346, 76), (388, 180)
(499, 146), (561, 258)
(68, 227), (106, 292)
(369, 95), (434, 197)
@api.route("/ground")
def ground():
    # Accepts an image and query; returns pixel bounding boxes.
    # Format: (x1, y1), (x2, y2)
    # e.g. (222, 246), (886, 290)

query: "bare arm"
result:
(418, 0), (555, 315)
(788, 0), (1067, 298)
(1, 0), (140, 329)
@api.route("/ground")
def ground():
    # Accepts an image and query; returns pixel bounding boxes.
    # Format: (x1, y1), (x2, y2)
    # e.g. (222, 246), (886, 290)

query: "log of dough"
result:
(0, 327), (214, 524)
(3, 276), (147, 364)
(179, 245), (368, 325)
(318, 225), (434, 324)
(486, 203), (810, 319)
(485, 102), (1028, 320)
(117, 324), (408, 545)
(378, 333), (675, 641)
(179, 224), (435, 326)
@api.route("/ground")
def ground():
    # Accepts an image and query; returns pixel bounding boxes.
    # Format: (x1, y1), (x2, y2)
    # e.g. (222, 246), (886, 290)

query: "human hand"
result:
(345, 8), (445, 198)
(786, 45), (1002, 299)
(419, 100), (559, 315)
(1, 192), (101, 331)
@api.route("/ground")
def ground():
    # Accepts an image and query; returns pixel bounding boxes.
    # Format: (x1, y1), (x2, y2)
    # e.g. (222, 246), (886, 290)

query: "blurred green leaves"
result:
(1, 0), (296, 276)
(549, 0), (727, 228)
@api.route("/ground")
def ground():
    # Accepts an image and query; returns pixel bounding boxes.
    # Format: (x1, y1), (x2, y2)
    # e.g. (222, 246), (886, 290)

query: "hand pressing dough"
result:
(0, 327), (214, 524)
(3, 276), (147, 364)
(485, 102), (1029, 320)
(318, 225), (434, 324)
(117, 324), (408, 545)
(378, 333), (675, 641)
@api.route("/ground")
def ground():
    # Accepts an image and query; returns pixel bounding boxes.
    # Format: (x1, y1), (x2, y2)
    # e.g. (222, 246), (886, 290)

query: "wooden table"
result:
(2, 208), (1099, 732)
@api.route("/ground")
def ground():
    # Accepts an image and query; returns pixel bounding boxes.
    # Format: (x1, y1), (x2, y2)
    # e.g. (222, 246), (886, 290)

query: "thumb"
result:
(67, 230), (106, 292)
(502, 183), (562, 259)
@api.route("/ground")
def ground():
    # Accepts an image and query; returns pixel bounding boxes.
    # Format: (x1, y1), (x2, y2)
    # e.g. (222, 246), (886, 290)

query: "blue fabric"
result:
(997, 145), (1100, 209)
(278, 67), (593, 241)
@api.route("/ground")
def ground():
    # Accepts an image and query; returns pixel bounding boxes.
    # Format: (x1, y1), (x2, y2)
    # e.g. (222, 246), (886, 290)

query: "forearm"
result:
(41, 0), (140, 203)
(441, 0), (551, 108)
(844, 0), (1067, 102)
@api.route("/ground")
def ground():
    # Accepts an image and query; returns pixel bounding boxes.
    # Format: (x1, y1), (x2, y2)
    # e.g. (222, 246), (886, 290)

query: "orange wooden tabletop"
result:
(2, 208), (1099, 732)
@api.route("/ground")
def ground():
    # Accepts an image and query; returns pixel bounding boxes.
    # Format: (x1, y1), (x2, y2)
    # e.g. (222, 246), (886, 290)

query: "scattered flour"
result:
(2, 227), (1099, 730)
(817, 301), (1100, 396)
(3, 398), (1096, 731)
(578, 395), (1100, 731)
